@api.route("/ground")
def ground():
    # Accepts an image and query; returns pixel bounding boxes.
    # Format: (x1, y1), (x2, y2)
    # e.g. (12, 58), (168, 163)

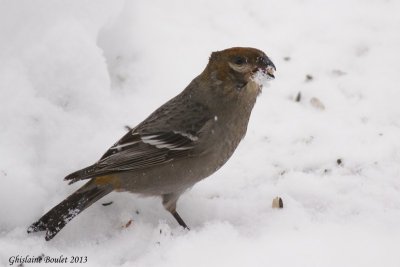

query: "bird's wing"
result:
(65, 99), (213, 184)
(97, 130), (200, 170)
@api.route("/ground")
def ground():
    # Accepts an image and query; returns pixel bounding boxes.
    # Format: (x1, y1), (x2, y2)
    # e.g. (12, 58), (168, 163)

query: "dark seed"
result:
(102, 201), (113, 206)
(295, 92), (301, 102)
(124, 220), (133, 228)
(272, 197), (284, 209)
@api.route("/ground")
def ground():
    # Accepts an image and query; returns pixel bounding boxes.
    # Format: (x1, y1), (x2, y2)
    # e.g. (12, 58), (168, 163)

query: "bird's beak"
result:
(257, 64), (275, 81)
(251, 56), (276, 84)
(256, 56), (276, 80)
(263, 57), (276, 79)
(265, 65), (275, 79)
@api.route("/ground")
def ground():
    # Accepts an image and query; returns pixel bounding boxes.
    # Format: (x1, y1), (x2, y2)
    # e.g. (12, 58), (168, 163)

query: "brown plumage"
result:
(28, 47), (276, 240)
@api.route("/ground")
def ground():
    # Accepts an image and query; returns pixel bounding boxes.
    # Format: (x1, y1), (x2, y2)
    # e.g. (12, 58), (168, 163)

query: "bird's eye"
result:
(233, 56), (246, 65)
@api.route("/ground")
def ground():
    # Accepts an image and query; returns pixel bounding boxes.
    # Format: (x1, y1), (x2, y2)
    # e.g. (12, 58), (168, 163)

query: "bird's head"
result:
(207, 47), (276, 92)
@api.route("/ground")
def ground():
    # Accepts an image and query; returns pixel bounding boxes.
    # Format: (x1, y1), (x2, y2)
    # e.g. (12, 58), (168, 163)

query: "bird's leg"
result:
(162, 193), (190, 230)
(171, 210), (189, 229)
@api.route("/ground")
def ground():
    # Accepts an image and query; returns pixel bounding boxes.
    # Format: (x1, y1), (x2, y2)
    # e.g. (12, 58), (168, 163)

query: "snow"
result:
(1, 0), (400, 266)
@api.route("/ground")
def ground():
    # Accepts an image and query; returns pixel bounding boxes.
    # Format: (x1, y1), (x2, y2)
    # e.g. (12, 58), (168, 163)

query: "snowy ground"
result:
(1, 0), (400, 266)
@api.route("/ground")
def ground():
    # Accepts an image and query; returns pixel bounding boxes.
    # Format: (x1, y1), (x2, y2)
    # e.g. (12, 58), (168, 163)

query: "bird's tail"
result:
(27, 180), (113, 241)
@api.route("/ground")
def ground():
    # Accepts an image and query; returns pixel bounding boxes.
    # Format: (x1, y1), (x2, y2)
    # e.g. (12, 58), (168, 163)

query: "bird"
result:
(27, 47), (276, 241)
